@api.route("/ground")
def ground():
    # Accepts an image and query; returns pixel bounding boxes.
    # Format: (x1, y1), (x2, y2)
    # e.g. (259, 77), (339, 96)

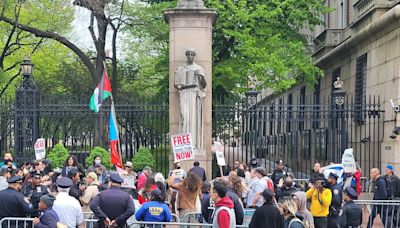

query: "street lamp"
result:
(21, 55), (33, 77)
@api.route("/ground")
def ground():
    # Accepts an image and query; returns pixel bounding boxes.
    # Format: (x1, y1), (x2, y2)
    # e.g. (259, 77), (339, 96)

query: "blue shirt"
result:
(135, 201), (172, 222)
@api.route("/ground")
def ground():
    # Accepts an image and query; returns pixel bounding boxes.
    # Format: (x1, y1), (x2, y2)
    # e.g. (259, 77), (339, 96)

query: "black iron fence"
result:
(212, 94), (385, 178)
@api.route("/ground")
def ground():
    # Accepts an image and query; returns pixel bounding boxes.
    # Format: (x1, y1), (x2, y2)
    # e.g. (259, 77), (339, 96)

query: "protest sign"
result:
(34, 138), (46, 160)
(342, 148), (356, 173)
(171, 133), (194, 162)
(214, 141), (226, 166)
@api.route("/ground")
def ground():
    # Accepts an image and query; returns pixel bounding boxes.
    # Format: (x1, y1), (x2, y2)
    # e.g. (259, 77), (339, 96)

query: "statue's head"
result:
(185, 48), (196, 64)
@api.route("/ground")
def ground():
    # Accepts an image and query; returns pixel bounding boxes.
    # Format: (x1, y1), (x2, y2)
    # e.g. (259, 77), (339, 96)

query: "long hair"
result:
(64, 155), (78, 167)
(279, 197), (298, 218)
(144, 175), (156, 193)
(229, 175), (244, 198)
(184, 170), (202, 192)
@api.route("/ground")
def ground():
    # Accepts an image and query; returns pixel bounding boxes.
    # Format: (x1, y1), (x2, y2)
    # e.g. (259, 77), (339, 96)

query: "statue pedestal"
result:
(164, 7), (217, 179)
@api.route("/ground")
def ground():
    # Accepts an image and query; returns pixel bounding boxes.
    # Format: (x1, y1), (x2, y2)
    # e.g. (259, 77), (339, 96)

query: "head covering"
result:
(56, 177), (73, 188)
(151, 188), (163, 201)
(328, 172), (339, 180)
(40, 194), (56, 208)
(0, 166), (9, 175)
(261, 189), (274, 203)
(344, 187), (358, 199)
(143, 166), (152, 172)
(276, 160), (284, 165)
(387, 165), (394, 171)
(125, 161), (132, 167)
(7, 175), (22, 184)
(31, 170), (43, 179)
(110, 173), (124, 184)
(251, 156), (257, 161)
(87, 172), (98, 181)
(292, 191), (308, 212)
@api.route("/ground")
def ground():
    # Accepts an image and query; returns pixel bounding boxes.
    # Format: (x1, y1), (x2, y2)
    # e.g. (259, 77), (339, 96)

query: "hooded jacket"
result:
(306, 187), (332, 217)
(213, 196), (236, 228)
(292, 191), (314, 227)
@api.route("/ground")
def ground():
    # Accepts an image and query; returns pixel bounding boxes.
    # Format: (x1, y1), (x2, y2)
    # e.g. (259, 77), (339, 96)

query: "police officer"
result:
(339, 187), (362, 228)
(90, 173), (135, 228)
(21, 170), (48, 217)
(271, 160), (286, 188)
(0, 176), (33, 225)
(328, 172), (342, 228)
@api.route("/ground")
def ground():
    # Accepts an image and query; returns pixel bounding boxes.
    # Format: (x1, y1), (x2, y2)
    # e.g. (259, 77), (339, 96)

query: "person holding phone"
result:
(306, 176), (332, 228)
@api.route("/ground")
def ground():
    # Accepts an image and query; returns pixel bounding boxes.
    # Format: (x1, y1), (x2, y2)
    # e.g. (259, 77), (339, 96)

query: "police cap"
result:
(344, 187), (358, 199)
(328, 172), (339, 180)
(7, 175), (22, 184)
(109, 173), (124, 184)
(56, 177), (73, 188)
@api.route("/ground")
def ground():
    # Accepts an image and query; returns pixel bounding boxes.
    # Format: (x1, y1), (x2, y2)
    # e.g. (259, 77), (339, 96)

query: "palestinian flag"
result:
(109, 100), (123, 169)
(89, 68), (112, 112)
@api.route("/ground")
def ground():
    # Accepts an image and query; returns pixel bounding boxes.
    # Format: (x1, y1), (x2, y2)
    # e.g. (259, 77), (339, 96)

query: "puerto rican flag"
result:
(109, 100), (123, 170)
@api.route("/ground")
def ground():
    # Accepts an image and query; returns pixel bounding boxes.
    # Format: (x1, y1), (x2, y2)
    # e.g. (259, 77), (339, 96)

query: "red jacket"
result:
(215, 196), (234, 228)
(354, 170), (362, 196)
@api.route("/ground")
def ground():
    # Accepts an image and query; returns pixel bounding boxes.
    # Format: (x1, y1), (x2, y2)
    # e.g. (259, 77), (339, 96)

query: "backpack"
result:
(288, 217), (311, 228)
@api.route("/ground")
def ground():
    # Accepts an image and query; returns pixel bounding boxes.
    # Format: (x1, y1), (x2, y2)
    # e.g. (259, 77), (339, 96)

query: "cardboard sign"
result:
(214, 141), (226, 166)
(342, 148), (356, 173)
(34, 138), (46, 160)
(171, 133), (194, 162)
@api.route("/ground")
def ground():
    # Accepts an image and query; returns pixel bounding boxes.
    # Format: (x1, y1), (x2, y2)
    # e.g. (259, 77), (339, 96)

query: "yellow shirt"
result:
(306, 187), (332, 217)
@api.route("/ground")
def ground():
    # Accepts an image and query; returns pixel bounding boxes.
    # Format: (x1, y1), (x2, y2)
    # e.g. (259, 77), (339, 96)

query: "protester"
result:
(248, 156), (261, 171)
(122, 161), (137, 189)
(249, 189), (284, 228)
(239, 163), (251, 184)
(271, 160), (287, 188)
(367, 168), (389, 228)
(306, 176), (332, 228)
(247, 167), (271, 208)
(137, 166), (152, 190)
(61, 155), (84, 177)
(352, 162), (362, 196)
(200, 181), (212, 223)
(385, 164), (400, 226)
(339, 187), (362, 228)
(0, 152), (17, 168)
(278, 197), (305, 228)
(308, 162), (324, 189)
(0, 176), (33, 220)
(138, 175), (157, 204)
(292, 191), (314, 228)
(167, 170), (202, 223)
(53, 177), (84, 228)
(168, 162), (186, 213)
(21, 170), (49, 217)
(80, 172), (100, 216)
(218, 178), (244, 225)
(276, 173), (302, 200)
(33, 194), (59, 228)
(87, 156), (107, 184)
(232, 160), (241, 171)
(189, 161), (207, 181)
(327, 172), (342, 228)
(0, 165), (10, 190)
(211, 181), (236, 228)
(67, 168), (83, 200)
(135, 188), (172, 225)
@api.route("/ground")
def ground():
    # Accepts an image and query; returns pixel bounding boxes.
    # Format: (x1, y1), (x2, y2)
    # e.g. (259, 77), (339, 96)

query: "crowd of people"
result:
(0, 151), (399, 228)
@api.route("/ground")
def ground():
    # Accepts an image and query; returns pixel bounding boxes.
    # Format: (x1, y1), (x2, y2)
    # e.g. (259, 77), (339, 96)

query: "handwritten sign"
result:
(214, 141), (226, 166)
(171, 133), (194, 162)
(342, 148), (356, 173)
(34, 138), (46, 160)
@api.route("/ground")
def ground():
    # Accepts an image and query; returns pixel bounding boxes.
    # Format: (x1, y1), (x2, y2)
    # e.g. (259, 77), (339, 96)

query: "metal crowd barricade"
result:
(354, 200), (400, 228)
(243, 208), (255, 226)
(0, 217), (98, 228)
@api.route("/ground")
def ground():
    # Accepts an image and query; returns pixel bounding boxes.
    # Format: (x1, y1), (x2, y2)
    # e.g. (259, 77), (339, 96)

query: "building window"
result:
(338, 0), (346, 29)
(354, 54), (367, 123)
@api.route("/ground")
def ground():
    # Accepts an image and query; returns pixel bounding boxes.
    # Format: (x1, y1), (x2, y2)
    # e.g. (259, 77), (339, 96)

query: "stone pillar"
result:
(164, 2), (217, 178)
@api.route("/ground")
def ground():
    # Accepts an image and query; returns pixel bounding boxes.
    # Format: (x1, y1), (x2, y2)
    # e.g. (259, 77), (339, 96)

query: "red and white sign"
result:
(171, 133), (194, 162)
(34, 138), (46, 160)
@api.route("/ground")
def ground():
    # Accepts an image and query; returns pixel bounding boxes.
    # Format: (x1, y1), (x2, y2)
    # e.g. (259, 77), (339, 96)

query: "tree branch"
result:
(0, 68), (21, 98)
(88, 12), (98, 47)
(0, 15), (97, 84)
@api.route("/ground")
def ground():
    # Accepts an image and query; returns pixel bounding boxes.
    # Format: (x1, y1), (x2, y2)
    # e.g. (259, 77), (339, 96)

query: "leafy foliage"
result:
(132, 147), (156, 172)
(85, 146), (112, 169)
(46, 144), (69, 168)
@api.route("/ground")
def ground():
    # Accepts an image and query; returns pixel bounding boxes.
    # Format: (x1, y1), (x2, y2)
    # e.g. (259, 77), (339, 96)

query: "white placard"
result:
(34, 138), (46, 160)
(171, 133), (194, 162)
(342, 148), (356, 173)
(214, 141), (226, 166)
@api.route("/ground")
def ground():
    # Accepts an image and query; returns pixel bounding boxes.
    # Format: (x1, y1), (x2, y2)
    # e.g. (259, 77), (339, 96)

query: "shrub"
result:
(46, 144), (69, 168)
(132, 147), (156, 172)
(85, 147), (112, 169)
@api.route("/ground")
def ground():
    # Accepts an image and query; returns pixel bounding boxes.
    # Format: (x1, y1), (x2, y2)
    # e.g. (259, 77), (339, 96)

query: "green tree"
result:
(46, 144), (69, 168)
(132, 147), (156, 172)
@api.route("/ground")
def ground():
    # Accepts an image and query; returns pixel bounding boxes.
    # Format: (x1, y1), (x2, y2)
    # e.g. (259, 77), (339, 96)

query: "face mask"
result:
(176, 167), (181, 169)
(95, 160), (101, 165)
(251, 160), (257, 165)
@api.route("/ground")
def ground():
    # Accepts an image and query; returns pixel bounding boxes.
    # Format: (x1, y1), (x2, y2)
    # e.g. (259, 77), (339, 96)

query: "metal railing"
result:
(354, 200), (400, 228)
(0, 217), (98, 228)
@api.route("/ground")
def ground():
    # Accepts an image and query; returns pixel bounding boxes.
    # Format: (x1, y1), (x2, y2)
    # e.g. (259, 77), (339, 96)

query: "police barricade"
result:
(243, 208), (255, 226)
(0, 217), (98, 228)
(128, 221), (250, 228)
(354, 200), (400, 228)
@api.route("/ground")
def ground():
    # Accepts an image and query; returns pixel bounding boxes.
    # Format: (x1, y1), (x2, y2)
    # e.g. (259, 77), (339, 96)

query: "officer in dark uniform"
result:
(21, 170), (48, 217)
(90, 173), (135, 228)
(271, 160), (287, 188)
(0, 176), (33, 227)
(339, 187), (362, 228)
(327, 172), (343, 228)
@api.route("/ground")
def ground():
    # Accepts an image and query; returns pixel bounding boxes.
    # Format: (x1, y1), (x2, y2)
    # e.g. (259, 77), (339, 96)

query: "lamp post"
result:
(245, 76), (259, 161)
(21, 55), (33, 77)
(331, 77), (347, 162)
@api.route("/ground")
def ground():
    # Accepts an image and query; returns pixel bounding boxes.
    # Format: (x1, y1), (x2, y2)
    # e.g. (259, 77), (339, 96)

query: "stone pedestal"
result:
(164, 6), (217, 179)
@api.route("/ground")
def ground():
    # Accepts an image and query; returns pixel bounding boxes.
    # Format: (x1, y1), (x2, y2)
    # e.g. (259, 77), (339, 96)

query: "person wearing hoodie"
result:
(211, 181), (236, 228)
(292, 191), (314, 228)
(278, 197), (305, 228)
(249, 189), (284, 228)
(367, 168), (388, 228)
(33, 194), (59, 228)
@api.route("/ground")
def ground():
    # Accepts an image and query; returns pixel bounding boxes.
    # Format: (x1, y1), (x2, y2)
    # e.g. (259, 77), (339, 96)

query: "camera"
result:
(390, 127), (400, 139)
(390, 99), (400, 113)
